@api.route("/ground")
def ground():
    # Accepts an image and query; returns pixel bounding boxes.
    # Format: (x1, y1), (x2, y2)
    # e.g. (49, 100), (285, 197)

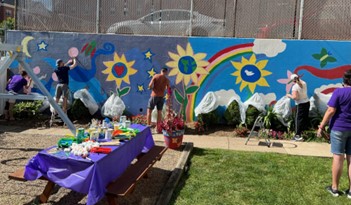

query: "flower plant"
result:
(159, 88), (185, 136)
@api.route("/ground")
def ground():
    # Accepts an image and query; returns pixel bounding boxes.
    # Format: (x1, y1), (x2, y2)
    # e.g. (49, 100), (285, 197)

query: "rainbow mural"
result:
(5, 31), (351, 121)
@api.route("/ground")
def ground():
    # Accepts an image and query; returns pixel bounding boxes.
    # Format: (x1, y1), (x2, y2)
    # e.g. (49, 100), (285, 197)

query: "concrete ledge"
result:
(156, 142), (193, 205)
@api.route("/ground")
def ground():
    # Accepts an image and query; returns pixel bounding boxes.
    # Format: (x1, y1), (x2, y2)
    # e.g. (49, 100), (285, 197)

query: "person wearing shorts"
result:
(54, 58), (77, 114)
(4, 70), (32, 120)
(318, 70), (351, 198)
(147, 67), (170, 129)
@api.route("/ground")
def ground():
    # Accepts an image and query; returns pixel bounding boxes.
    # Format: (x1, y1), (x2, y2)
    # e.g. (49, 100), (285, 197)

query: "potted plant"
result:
(159, 88), (185, 149)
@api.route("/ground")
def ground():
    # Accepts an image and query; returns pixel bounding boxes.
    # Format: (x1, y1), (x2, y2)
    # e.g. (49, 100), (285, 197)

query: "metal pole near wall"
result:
(297, 0), (305, 40)
(189, 0), (193, 36)
(96, 0), (100, 33)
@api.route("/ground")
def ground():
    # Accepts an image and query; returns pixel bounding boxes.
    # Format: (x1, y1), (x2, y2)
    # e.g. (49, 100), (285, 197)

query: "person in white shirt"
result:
(286, 74), (310, 141)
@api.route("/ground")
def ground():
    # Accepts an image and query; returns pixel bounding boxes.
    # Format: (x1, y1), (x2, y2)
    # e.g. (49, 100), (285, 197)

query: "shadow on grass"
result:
(168, 147), (206, 204)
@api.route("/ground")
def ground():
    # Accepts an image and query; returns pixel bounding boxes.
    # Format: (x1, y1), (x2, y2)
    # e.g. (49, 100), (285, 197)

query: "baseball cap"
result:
(56, 59), (63, 66)
(290, 74), (299, 80)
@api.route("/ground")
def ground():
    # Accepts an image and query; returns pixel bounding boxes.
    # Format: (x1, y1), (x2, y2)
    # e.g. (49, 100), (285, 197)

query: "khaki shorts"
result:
(55, 83), (69, 99)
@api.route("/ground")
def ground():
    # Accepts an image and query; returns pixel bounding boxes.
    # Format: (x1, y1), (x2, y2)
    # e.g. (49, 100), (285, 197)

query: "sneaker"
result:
(292, 135), (304, 141)
(345, 189), (351, 199)
(326, 186), (340, 197)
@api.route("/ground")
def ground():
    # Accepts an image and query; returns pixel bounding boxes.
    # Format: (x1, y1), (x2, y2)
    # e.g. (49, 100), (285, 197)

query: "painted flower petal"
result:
(177, 45), (186, 56)
(231, 61), (243, 70)
(184, 75), (191, 85)
(248, 54), (256, 64)
(175, 73), (183, 84)
(256, 60), (268, 70)
(169, 52), (180, 61)
(169, 68), (179, 76)
(186, 43), (194, 56)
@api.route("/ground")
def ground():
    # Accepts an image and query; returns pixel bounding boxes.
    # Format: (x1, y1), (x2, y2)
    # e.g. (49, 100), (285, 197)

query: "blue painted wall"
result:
(6, 31), (351, 121)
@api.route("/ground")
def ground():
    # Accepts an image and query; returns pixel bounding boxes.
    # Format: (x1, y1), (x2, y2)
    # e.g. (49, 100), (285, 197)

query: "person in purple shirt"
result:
(4, 70), (32, 120)
(318, 70), (351, 198)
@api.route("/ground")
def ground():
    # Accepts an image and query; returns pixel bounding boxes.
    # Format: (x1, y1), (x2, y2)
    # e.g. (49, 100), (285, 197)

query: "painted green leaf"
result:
(186, 85), (199, 94)
(174, 89), (184, 104)
(326, 56), (337, 62)
(321, 48), (327, 55)
(312, 54), (321, 60)
(320, 61), (327, 68)
(119, 87), (131, 97)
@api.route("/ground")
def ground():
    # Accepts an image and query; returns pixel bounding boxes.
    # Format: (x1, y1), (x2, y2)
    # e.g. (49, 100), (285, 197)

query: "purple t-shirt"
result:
(6, 74), (27, 93)
(328, 87), (351, 131)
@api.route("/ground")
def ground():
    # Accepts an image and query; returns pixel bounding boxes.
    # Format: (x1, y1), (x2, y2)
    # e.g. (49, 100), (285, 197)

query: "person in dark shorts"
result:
(147, 67), (170, 128)
(318, 70), (351, 198)
(54, 58), (77, 114)
(4, 70), (32, 120)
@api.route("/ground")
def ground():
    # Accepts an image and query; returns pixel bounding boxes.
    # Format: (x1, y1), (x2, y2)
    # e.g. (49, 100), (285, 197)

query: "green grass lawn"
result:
(170, 148), (349, 205)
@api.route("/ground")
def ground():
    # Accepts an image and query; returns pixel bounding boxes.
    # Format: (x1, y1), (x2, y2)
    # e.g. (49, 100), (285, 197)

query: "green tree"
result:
(0, 17), (15, 37)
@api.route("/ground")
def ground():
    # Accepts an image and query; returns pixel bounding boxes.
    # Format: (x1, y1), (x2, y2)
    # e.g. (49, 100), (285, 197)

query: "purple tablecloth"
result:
(24, 124), (155, 205)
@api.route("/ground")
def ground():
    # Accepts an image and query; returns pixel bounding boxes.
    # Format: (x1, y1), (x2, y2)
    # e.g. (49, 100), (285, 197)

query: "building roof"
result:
(3, 0), (14, 5)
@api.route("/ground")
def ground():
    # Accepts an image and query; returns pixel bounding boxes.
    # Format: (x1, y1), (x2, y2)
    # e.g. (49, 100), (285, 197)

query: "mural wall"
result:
(6, 31), (351, 121)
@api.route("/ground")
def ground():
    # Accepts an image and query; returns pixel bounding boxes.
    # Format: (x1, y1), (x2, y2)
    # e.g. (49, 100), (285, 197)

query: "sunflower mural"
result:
(231, 54), (271, 93)
(102, 52), (137, 97)
(166, 43), (209, 121)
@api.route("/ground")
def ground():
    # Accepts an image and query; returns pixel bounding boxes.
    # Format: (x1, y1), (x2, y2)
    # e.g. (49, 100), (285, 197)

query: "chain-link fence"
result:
(15, 0), (351, 40)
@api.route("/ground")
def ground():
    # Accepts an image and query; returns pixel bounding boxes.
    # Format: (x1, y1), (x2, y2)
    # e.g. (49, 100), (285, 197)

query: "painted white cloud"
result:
(258, 93), (277, 105)
(314, 83), (342, 94)
(253, 39), (287, 57)
(214, 89), (239, 107)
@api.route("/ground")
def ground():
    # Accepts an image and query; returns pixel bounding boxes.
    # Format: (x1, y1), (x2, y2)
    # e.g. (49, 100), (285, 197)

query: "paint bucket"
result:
(90, 131), (99, 141)
(105, 128), (113, 140)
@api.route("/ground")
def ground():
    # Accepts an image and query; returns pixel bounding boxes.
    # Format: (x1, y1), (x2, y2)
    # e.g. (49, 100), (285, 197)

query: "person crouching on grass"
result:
(4, 70), (32, 121)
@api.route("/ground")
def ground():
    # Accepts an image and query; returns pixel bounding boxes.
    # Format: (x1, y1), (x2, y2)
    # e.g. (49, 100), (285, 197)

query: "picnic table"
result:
(21, 124), (156, 205)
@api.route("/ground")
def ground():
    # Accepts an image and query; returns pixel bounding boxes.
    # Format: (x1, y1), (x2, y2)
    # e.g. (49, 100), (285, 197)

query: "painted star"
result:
(143, 49), (155, 62)
(37, 41), (48, 51)
(164, 93), (169, 100)
(147, 67), (156, 78)
(137, 83), (145, 94)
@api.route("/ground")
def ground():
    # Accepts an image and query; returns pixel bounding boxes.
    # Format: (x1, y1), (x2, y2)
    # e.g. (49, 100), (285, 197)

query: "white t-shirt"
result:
(291, 80), (309, 105)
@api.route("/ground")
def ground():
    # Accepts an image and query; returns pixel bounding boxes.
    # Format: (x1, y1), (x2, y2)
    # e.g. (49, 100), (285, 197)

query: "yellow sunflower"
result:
(231, 54), (271, 93)
(102, 52), (137, 88)
(166, 43), (209, 85)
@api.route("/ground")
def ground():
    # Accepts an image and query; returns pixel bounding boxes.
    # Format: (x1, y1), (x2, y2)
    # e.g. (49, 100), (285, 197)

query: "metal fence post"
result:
(96, 0), (100, 33)
(189, 0), (193, 36)
(297, 0), (305, 40)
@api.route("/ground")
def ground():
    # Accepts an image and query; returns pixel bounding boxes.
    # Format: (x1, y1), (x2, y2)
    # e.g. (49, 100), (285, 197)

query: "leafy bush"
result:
(234, 126), (249, 137)
(198, 110), (220, 127)
(69, 99), (91, 120)
(262, 106), (286, 132)
(245, 105), (261, 128)
(224, 100), (242, 126)
(13, 100), (43, 119)
(132, 115), (147, 125)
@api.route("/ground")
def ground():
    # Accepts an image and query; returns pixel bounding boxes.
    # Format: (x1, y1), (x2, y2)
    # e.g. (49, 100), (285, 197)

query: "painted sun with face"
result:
(102, 52), (137, 88)
(231, 54), (271, 93)
(166, 43), (209, 85)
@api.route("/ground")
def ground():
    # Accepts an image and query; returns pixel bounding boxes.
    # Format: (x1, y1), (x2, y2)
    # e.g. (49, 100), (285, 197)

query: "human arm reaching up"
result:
(66, 58), (77, 69)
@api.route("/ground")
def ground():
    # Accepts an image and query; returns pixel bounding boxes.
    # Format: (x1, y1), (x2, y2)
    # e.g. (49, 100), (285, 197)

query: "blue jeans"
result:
(330, 130), (351, 155)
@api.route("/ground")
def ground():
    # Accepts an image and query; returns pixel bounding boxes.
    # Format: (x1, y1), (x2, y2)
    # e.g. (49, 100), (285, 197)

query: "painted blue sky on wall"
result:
(6, 31), (351, 121)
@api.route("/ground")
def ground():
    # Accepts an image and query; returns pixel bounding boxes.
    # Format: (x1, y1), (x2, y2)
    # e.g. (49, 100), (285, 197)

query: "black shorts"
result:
(148, 96), (164, 111)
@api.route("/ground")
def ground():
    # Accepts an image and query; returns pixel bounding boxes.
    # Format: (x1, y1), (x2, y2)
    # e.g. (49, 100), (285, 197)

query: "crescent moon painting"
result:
(21, 36), (34, 57)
